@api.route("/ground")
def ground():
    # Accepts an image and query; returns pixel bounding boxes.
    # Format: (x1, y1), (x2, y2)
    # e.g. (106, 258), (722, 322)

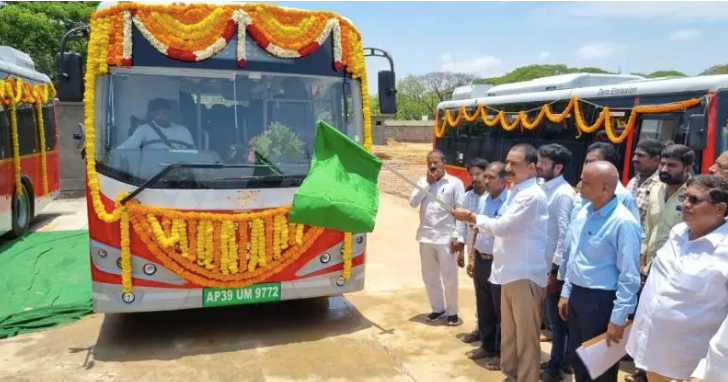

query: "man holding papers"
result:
(626, 175), (728, 382)
(558, 161), (642, 382)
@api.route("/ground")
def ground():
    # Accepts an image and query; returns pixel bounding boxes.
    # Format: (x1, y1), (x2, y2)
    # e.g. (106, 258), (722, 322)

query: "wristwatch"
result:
(550, 264), (559, 276)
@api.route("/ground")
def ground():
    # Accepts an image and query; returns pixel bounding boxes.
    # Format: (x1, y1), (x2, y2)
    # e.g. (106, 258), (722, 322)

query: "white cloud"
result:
(575, 42), (624, 59)
(440, 52), (503, 76)
(670, 29), (701, 41)
(556, 2), (728, 21)
(537, 51), (552, 61)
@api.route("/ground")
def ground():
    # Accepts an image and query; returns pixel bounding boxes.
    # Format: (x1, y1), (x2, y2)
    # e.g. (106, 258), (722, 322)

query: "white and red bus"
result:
(0, 46), (60, 238)
(56, 2), (396, 313)
(435, 73), (728, 187)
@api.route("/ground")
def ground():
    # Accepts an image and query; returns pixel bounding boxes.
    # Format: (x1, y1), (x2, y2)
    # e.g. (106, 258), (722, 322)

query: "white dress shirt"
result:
(409, 173), (465, 245)
(475, 177), (549, 287)
(541, 175), (576, 266)
(692, 311), (728, 382)
(626, 221), (728, 380)
(457, 188), (487, 251)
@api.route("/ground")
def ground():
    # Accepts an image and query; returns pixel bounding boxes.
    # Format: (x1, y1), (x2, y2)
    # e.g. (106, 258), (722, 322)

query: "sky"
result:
(265, 1), (728, 93)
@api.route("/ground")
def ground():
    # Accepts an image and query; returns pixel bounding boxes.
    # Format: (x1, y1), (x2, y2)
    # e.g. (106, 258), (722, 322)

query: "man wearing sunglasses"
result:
(626, 175), (728, 382)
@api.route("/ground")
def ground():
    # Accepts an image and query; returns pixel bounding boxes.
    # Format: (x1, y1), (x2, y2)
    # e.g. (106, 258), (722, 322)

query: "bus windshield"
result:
(95, 68), (362, 189)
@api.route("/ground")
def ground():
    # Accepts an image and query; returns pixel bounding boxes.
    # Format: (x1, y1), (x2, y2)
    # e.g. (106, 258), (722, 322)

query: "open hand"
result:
(457, 251), (465, 268)
(451, 208), (473, 222)
(558, 297), (569, 321)
(466, 262), (474, 278)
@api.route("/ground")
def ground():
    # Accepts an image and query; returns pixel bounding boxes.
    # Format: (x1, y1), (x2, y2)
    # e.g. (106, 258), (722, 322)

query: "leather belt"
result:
(475, 251), (493, 260)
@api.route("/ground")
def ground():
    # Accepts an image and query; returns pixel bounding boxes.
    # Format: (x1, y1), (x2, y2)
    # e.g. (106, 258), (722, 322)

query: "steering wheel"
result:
(167, 140), (196, 150)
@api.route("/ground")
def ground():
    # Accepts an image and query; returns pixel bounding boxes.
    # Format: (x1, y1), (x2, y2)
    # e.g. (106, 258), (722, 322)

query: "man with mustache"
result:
(626, 175), (728, 382)
(409, 150), (465, 326)
(640, 144), (694, 275)
(452, 143), (549, 382)
(537, 143), (576, 382)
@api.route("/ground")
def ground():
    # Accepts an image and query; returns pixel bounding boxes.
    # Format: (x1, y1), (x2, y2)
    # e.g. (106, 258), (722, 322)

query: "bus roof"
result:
(438, 74), (728, 110)
(0, 46), (51, 83)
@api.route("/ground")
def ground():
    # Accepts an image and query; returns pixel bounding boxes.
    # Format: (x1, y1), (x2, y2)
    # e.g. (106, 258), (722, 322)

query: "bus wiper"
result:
(119, 163), (268, 205)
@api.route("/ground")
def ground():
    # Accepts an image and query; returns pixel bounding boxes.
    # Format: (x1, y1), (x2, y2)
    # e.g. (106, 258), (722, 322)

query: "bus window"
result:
(499, 109), (535, 161)
(0, 106), (8, 160)
(536, 118), (583, 186)
(638, 118), (679, 143)
(435, 110), (457, 164)
(17, 105), (38, 156)
(469, 119), (499, 163)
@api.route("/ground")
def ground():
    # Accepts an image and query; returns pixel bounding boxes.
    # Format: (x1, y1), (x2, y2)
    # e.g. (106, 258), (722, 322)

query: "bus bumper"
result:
(92, 265), (365, 313)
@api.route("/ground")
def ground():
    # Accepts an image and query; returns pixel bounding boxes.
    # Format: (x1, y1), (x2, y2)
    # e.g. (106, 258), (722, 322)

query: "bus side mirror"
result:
(378, 70), (397, 115)
(687, 114), (707, 151)
(56, 52), (84, 102)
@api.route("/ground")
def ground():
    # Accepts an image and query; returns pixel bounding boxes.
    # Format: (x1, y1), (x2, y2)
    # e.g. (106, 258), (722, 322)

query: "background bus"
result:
(435, 73), (728, 187)
(0, 46), (60, 238)
(56, 2), (396, 313)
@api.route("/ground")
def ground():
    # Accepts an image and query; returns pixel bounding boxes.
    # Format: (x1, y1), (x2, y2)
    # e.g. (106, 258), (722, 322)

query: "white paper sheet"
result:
(575, 324), (633, 380)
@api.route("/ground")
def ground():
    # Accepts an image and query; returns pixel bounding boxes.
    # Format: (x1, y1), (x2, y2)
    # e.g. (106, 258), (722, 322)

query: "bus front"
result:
(56, 2), (396, 313)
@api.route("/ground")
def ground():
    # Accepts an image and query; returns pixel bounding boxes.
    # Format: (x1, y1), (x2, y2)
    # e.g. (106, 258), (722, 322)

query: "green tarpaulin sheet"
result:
(289, 120), (382, 233)
(0, 230), (92, 339)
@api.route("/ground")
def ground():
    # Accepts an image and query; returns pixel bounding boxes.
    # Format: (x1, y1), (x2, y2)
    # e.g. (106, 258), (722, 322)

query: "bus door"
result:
(0, 105), (10, 233)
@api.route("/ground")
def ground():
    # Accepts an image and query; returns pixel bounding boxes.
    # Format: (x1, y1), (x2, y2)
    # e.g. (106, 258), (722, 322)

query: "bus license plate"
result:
(202, 283), (281, 307)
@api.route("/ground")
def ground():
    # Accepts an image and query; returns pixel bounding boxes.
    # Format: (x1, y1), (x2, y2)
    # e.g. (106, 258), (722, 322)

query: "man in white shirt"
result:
(117, 98), (195, 150)
(626, 175), (728, 382)
(689, 312), (728, 382)
(452, 143), (549, 382)
(537, 143), (576, 382)
(409, 150), (465, 326)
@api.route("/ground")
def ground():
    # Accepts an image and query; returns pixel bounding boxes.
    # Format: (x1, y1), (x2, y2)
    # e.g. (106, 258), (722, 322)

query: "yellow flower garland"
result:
(342, 232), (353, 280)
(435, 96), (701, 144)
(83, 3), (364, 293)
(0, 77), (56, 197)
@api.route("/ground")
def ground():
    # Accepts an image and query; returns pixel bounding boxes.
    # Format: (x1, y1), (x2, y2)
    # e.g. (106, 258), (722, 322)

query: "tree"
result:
(631, 70), (687, 78)
(0, 2), (99, 82)
(700, 64), (728, 75)
(369, 95), (380, 117)
(419, 72), (476, 103)
(476, 64), (612, 86)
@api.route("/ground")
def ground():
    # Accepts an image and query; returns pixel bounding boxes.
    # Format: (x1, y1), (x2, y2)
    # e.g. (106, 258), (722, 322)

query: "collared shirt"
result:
(409, 174), (465, 245)
(692, 312), (728, 382)
(117, 121), (195, 150)
(561, 197), (642, 325)
(642, 181), (688, 268)
(456, 188), (488, 251)
(475, 177), (549, 287)
(627, 221), (728, 380)
(627, 171), (660, 227)
(474, 188), (510, 255)
(541, 175), (576, 266)
(558, 186), (640, 281)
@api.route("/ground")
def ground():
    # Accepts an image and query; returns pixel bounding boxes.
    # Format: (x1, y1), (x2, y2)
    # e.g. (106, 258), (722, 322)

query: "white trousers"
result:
(419, 242), (459, 316)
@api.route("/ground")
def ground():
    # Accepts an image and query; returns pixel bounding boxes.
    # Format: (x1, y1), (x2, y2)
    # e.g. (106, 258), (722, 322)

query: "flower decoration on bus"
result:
(434, 96), (702, 144)
(84, 2), (365, 293)
(0, 76), (56, 197)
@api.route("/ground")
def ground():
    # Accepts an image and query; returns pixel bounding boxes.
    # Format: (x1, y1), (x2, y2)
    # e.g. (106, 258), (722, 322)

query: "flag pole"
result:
(380, 161), (455, 213)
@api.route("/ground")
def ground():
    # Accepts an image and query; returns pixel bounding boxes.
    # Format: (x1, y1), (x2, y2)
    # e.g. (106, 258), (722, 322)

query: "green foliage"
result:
(255, 122), (305, 162)
(0, 2), (99, 81)
(631, 70), (687, 78)
(476, 64), (613, 86)
(700, 64), (728, 75)
(369, 95), (380, 117)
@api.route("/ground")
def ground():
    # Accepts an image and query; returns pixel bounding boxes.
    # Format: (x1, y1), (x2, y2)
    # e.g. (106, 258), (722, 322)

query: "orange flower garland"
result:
(435, 96), (702, 144)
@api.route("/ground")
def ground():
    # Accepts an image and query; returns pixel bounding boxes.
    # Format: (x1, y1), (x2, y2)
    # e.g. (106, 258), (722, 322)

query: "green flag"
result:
(288, 120), (382, 233)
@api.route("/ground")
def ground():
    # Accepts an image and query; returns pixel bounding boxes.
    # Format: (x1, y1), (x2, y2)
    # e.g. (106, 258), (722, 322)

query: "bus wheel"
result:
(8, 183), (31, 238)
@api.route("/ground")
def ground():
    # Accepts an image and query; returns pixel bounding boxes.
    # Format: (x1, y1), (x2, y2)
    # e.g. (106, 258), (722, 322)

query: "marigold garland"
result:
(434, 96), (702, 144)
(0, 77), (56, 197)
(342, 232), (353, 280)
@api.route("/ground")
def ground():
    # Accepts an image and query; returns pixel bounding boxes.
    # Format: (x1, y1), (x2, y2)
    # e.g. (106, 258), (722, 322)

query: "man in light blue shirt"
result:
(558, 161), (642, 382)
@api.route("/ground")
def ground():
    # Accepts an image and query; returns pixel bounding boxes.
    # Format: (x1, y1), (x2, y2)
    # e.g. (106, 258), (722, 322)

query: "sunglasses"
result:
(684, 194), (713, 205)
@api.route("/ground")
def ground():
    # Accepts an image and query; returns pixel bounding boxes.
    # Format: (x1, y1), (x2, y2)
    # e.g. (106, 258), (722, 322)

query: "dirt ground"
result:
(374, 140), (431, 200)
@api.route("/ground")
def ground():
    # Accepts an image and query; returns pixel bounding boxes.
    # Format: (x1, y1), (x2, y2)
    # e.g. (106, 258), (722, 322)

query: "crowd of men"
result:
(408, 142), (728, 382)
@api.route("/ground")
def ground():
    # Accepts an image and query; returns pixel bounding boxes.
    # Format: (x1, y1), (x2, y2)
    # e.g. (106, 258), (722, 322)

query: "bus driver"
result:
(117, 98), (195, 150)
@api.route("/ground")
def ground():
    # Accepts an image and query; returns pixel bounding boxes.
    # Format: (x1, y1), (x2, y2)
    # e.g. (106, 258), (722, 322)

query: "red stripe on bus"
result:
(621, 97), (640, 186)
(702, 91), (718, 173)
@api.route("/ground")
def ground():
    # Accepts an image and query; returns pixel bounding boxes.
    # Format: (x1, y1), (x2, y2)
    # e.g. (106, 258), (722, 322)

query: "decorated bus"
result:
(0, 46), (59, 238)
(55, 2), (397, 313)
(434, 73), (728, 187)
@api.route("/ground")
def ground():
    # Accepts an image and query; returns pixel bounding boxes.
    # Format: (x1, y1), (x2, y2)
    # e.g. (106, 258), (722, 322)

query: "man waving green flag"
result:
(288, 120), (382, 233)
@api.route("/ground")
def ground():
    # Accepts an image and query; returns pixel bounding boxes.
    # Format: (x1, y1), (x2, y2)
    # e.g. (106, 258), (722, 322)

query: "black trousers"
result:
(474, 252), (501, 353)
(567, 285), (619, 382)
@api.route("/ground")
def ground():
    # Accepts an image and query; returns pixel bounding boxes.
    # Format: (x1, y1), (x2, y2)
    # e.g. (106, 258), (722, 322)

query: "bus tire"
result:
(8, 183), (31, 238)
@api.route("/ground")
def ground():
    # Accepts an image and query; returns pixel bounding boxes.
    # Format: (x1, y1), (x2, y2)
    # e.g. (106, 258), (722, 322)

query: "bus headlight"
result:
(143, 263), (157, 275)
(320, 253), (331, 264)
(121, 292), (135, 304)
(97, 249), (108, 258)
(335, 276), (346, 287)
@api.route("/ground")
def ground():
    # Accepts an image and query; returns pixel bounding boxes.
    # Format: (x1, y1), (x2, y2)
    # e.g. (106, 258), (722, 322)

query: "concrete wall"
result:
(55, 101), (85, 194)
(372, 117), (433, 145)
